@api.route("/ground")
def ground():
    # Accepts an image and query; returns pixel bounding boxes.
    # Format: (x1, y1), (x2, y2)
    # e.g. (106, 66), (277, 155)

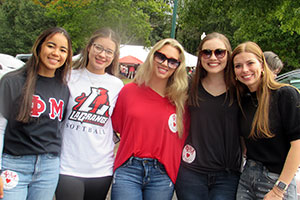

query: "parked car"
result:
(15, 53), (32, 63)
(0, 53), (25, 78)
(276, 69), (300, 89)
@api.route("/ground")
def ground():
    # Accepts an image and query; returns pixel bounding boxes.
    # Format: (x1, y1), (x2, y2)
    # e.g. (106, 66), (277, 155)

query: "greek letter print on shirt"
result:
(68, 87), (110, 126)
(31, 95), (65, 121)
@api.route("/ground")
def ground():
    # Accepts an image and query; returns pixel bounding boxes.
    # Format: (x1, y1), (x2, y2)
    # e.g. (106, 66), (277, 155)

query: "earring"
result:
(261, 71), (264, 77)
(235, 76), (238, 80)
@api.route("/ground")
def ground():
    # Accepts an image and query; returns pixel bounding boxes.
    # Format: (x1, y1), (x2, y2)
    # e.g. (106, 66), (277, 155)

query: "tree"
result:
(0, 0), (54, 55)
(228, 0), (300, 70)
(42, 0), (171, 51)
(176, 0), (236, 55)
(177, 0), (300, 70)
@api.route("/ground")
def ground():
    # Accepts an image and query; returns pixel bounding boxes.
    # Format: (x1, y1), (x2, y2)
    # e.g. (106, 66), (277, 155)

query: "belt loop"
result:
(129, 156), (134, 165)
(154, 159), (158, 169)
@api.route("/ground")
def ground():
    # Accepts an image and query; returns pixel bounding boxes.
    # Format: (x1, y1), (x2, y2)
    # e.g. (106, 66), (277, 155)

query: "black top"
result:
(0, 71), (69, 155)
(240, 86), (300, 174)
(182, 83), (241, 173)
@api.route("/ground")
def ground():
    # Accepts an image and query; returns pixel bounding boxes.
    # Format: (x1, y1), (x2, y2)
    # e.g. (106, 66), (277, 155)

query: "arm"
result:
(265, 87), (300, 199)
(264, 139), (300, 199)
(0, 113), (7, 198)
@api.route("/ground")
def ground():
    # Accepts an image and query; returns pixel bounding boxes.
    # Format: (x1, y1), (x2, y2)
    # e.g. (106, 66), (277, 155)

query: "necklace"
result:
(84, 68), (103, 87)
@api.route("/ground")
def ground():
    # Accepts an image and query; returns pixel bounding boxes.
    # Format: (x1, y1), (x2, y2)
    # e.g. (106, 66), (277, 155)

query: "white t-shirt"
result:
(59, 68), (123, 178)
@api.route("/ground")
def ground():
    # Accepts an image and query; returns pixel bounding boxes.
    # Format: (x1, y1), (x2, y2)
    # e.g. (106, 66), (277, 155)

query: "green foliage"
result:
(0, 0), (171, 55)
(176, 0), (236, 55)
(1, 0), (298, 70)
(0, 0), (54, 55)
(43, 0), (97, 52)
(42, 0), (171, 51)
(177, 0), (300, 70)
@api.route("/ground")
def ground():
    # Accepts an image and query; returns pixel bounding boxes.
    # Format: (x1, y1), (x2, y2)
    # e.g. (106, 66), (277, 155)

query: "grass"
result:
(121, 78), (133, 85)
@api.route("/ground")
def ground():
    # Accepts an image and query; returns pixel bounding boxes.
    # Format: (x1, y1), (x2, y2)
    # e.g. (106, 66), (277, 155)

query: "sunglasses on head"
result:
(200, 49), (227, 59)
(154, 51), (181, 69)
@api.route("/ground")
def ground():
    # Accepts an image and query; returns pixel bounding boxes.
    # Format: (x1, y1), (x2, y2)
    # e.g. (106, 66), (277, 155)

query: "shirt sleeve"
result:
(0, 76), (13, 119)
(111, 89), (124, 135)
(277, 86), (300, 141)
(0, 113), (7, 170)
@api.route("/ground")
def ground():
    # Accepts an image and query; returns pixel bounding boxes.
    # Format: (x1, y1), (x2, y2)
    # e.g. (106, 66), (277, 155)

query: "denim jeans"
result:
(236, 159), (297, 200)
(175, 165), (240, 200)
(1, 153), (59, 200)
(111, 156), (174, 200)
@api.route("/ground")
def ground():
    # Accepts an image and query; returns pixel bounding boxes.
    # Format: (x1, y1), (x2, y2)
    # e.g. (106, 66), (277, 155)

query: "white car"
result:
(15, 53), (32, 62)
(0, 53), (25, 78)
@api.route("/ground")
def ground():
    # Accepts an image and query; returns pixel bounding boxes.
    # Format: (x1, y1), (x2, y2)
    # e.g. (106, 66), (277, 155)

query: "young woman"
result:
(110, 38), (189, 200)
(0, 27), (72, 200)
(231, 41), (300, 200)
(55, 28), (124, 200)
(175, 32), (241, 200)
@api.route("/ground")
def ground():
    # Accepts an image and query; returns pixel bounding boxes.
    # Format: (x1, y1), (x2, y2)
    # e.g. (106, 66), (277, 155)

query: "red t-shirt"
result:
(112, 82), (188, 183)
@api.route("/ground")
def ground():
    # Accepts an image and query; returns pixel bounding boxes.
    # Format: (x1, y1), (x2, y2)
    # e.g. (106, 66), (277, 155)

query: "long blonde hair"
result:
(231, 41), (290, 139)
(134, 38), (188, 137)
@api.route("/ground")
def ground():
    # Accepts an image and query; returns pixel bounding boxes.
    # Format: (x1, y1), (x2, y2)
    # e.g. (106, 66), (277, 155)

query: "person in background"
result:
(175, 32), (241, 200)
(264, 51), (284, 78)
(55, 27), (124, 200)
(231, 41), (300, 200)
(111, 38), (189, 200)
(127, 65), (135, 79)
(0, 27), (72, 200)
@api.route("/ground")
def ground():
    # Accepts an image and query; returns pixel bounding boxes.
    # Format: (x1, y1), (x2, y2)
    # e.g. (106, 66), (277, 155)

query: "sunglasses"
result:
(200, 49), (227, 59)
(154, 51), (181, 69)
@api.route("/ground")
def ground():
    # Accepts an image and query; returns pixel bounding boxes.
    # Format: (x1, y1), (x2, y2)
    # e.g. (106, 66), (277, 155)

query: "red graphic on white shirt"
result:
(69, 87), (110, 126)
(1, 170), (19, 190)
(182, 144), (196, 163)
(168, 113), (177, 133)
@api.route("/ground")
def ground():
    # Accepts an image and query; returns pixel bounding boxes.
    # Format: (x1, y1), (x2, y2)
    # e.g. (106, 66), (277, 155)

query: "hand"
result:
(263, 188), (284, 200)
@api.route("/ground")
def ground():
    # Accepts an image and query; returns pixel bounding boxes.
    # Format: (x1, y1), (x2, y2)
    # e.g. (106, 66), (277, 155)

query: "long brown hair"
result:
(16, 27), (73, 123)
(134, 38), (188, 138)
(231, 41), (290, 139)
(73, 27), (120, 76)
(188, 32), (235, 107)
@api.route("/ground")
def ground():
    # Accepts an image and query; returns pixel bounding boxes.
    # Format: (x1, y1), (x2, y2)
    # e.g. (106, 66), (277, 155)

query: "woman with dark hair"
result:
(111, 38), (189, 200)
(175, 32), (241, 200)
(0, 27), (72, 200)
(231, 41), (300, 199)
(264, 51), (284, 78)
(55, 27), (123, 200)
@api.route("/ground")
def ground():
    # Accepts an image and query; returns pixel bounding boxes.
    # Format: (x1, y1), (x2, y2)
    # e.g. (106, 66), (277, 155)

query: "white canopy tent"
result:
(120, 44), (197, 67)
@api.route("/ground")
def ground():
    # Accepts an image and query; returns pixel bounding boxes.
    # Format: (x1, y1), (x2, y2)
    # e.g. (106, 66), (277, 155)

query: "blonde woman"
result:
(231, 41), (300, 200)
(111, 38), (189, 200)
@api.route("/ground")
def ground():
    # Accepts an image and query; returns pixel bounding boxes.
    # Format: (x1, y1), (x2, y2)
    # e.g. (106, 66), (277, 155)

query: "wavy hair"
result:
(134, 38), (188, 137)
(189, 32), (235, 107)
(231, 41), (290, 139)
(17, 27), (72, 123)
(73, 27), (120, 76)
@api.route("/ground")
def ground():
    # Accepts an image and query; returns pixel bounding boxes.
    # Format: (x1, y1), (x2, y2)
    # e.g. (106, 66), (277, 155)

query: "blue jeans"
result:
(111, 156), (174, 200)
(175, 165), (240, 200)
(236, 159), (297, 200)
(1, 153), (60, 200)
